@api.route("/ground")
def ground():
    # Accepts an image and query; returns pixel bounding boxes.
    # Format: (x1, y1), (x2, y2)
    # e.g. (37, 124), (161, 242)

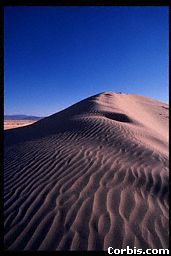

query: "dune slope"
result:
(4, 92), (169, 251)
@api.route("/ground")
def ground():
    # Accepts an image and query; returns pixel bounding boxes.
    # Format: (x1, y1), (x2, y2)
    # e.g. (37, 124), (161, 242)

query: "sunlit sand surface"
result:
(4, 120), (38, 130)
(4, 92), (169, 251)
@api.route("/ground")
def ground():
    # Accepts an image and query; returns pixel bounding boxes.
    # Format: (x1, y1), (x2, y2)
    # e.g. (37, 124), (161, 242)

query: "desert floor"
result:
(4, 120), (38, 130)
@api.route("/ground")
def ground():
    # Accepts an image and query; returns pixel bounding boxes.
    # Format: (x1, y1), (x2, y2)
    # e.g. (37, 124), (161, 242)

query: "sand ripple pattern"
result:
(4, 92), (169, 250)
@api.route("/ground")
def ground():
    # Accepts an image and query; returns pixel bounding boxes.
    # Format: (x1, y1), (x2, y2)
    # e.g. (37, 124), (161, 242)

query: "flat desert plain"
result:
(4, 120), (37, 130)
(4, 92), (169, 251)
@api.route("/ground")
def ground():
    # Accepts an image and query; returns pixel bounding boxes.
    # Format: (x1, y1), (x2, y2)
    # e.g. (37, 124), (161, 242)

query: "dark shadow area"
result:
(102, 112), (132, 123)
(4, 92), (120, 147)
(4, 111), (133, 147)
(4, 118), (87, 147)
(4, 93), (102, 147)
(162, 106), (169, 110)
(104, 93), (113, 96)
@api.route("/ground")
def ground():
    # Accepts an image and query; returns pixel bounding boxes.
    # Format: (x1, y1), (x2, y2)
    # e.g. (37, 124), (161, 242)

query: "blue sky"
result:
(4, 6), (169, 116)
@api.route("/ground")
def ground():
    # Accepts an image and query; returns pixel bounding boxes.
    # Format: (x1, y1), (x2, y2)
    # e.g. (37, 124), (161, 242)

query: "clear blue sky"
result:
(4, 6), (169, 116)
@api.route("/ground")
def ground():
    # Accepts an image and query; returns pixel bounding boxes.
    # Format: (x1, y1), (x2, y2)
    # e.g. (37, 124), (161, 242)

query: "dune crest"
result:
(4, 92), (169, 250)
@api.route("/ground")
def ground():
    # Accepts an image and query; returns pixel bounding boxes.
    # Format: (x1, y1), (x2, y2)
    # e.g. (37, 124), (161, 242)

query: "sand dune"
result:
(4, 92), (169, 251)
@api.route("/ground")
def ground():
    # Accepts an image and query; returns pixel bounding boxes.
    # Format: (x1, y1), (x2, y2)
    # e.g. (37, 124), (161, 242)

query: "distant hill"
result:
(4, 115), (44, 120)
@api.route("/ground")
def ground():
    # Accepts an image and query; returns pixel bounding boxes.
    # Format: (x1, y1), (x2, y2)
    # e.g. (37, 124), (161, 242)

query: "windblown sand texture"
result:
(4, 92), (169, 251)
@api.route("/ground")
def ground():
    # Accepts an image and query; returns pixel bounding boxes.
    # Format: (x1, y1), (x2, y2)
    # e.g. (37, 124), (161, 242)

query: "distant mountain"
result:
(4, 115), (44, 120)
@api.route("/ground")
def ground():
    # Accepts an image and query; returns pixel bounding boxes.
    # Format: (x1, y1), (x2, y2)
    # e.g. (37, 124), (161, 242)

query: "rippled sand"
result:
(4, 92), (169, 251)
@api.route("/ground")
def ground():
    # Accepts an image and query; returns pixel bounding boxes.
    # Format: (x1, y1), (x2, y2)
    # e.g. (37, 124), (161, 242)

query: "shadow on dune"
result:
(4, 93), (133, 147)
(4, 94), (98, 147)
(102, 112), (132, 123)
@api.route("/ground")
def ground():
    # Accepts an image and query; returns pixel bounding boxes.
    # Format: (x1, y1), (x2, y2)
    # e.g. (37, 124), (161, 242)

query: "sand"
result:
(4, 92), (169, 251)
(4, 120), (37, 130)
